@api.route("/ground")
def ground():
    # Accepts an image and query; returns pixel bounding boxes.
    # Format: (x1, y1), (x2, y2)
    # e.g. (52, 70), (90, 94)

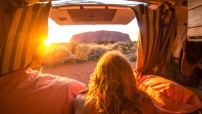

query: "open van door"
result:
(0, 0), (202, 114)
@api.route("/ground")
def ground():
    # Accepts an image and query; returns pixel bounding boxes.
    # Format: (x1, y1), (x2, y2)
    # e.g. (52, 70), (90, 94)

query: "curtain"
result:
(131, 4), (176, 75)
(0, 2), (51, 76)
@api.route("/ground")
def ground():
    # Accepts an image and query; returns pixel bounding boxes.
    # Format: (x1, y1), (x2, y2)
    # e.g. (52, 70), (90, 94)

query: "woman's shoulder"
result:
(74, 89), (88, 107)
(74, 89), (97, 114)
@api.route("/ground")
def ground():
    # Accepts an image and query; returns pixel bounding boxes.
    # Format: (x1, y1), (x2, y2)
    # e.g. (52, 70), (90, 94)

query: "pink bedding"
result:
(0, 69), (86, 114)
(135, 71), (202, 114)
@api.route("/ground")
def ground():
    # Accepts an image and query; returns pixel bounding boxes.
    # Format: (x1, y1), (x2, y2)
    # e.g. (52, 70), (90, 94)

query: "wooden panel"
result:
(188, 0), (202, 41)
(188, 6), (202, 27)
(188, 26), (202, 37)
(188, 0), (202, 9)
(188, 36), (202, 42)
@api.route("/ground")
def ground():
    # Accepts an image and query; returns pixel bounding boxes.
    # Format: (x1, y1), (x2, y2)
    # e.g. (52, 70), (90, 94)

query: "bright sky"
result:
(47, 18), (139, 43)
(46, 0), (142, 44)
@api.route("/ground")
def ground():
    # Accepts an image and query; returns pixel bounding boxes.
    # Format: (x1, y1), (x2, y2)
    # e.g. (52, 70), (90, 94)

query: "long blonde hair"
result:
(85, 51), (143, 114)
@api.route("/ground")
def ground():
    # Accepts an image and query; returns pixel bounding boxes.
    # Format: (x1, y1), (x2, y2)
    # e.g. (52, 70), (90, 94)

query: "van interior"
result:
(0, 0), (202, 113)
(49, 0), (202, 100)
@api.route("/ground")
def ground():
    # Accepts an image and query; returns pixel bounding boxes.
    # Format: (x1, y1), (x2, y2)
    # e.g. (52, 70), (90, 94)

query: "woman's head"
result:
(86, 50), (142, 114)
(91, 50), (136, 94)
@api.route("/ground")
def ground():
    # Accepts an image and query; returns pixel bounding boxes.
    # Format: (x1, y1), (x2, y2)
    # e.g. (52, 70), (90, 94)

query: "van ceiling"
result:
(49, 5), (136, 25)
(49, 0), (183, 25)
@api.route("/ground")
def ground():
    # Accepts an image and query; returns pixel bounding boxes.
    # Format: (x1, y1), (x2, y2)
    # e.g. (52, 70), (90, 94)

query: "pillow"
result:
(135, 71), (202, 114)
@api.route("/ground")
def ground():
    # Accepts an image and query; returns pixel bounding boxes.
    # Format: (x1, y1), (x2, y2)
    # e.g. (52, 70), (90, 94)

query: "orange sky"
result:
(47, 18), (139, 43)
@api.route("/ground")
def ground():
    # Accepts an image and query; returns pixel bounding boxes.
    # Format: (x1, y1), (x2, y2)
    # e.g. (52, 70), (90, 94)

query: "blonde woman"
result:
(74, 51), (156, 114)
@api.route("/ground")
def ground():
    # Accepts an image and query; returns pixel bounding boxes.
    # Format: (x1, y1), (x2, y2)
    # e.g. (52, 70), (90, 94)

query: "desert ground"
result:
(42, 61), (136, 84)
(42, 41), (137, 84)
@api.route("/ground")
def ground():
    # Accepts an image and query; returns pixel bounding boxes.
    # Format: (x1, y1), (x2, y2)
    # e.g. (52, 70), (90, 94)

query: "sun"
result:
(44, 38), (51, 46)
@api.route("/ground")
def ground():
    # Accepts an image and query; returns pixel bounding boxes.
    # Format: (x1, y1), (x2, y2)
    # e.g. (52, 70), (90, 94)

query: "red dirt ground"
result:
(42, 61), (136, 84)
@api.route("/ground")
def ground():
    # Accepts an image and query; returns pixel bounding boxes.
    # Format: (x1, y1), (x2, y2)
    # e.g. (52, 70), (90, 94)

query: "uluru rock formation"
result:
(70, 30), (131, 43)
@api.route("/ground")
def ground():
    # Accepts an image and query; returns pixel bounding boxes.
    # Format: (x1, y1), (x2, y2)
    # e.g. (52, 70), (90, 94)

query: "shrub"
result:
(87, 45), (109, 61)
(66, 42), (78, 54)
(125, 52), (137, 62)
(111, 41), (136, 54)
(54, 46), (72, 58)
(42, 45), (72, 66)
(111, 42), (125, 50)
(74, 44), (89, 58)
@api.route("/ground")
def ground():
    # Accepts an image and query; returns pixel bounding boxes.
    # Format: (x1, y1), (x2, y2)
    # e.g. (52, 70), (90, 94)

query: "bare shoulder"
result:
(74, 93), (97, 114)
(74, 93), (86, 106)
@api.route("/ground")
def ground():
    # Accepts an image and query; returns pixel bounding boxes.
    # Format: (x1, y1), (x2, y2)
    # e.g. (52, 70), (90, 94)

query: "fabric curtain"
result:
(131, 4), (176, 75)
(0, 2), (51, 76)
(1, 0), (51, 6)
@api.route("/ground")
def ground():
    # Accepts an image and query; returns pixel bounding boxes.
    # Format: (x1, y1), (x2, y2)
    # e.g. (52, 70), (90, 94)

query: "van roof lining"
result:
(50, 4), (135, 25)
